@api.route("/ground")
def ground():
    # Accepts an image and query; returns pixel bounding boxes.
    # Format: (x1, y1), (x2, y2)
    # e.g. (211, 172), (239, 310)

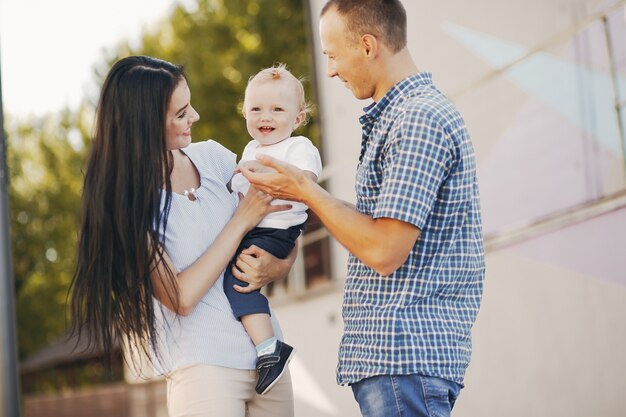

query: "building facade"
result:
(270, 0), (626, 416)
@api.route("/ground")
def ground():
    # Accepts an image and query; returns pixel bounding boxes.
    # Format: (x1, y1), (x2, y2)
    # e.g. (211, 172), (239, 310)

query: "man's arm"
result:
(240, 155), (420, 276)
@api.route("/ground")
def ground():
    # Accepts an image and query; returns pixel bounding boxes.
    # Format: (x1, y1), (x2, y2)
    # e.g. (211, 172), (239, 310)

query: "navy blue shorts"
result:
(223, 225), (303, 319)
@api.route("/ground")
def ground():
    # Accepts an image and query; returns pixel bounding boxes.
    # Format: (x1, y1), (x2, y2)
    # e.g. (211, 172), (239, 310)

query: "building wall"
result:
(271, 0), (626, 416)
(22, 381), (167, 417)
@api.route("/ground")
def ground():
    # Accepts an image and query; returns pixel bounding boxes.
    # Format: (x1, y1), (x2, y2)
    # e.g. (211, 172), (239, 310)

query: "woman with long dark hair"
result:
(70, 55), (295, 417)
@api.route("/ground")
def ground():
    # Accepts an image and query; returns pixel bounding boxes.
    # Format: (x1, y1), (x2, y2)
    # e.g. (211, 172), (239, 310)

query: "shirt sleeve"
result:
(372, 109), (453, 229)
(285, 137), (322, 178)
(238, 140), (257, 164)
(202, 140), (237, 184)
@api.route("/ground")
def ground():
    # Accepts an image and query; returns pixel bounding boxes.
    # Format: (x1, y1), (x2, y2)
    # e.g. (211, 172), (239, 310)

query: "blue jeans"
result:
(351, 374), (462, 417)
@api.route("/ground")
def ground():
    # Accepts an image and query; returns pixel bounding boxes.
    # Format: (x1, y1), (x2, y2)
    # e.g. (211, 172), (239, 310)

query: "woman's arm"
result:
(230, 241), (298, 293)
(151, 189), (289, 316)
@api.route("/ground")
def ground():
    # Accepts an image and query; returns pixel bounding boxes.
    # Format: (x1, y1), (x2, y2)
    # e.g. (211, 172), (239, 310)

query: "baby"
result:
(224, 64), (322, 395)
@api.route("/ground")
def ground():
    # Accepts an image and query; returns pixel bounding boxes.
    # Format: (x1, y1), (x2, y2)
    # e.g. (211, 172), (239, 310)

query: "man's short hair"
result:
(321, 0), (407, 53)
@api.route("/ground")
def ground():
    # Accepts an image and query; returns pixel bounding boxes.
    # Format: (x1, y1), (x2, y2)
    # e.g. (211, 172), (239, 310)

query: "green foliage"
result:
(129, 0), (320, 155)
(9, 0), (318, 368)
(8, 108), (91, 360)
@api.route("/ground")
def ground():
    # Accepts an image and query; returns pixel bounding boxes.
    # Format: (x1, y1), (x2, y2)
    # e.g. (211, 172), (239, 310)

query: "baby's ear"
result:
(294, 111), (306, 129)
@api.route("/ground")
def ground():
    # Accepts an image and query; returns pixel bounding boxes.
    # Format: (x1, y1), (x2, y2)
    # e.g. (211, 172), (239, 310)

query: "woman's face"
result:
(165, 78), (200, 151)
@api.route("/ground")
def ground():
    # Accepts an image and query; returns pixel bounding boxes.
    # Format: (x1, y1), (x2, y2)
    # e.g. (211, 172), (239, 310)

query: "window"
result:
(264, 187), (333, 299)
(607, 6), (626, 161)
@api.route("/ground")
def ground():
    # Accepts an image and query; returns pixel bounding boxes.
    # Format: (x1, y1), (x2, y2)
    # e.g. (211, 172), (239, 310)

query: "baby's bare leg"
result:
(241, 313), (274, 345)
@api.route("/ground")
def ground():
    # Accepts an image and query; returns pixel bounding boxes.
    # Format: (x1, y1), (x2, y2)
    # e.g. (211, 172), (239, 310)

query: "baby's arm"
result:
(303, 171), (317, 182)
(229, 161), (276, 192)
(233, 160), (313, 196)
(237, 160), (278, 175)
(241, 159), (318, 182)
(237, 159), (318, 190)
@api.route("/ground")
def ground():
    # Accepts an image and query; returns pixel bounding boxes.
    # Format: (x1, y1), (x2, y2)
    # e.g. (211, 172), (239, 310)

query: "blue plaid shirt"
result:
(337, 73), (485, 386)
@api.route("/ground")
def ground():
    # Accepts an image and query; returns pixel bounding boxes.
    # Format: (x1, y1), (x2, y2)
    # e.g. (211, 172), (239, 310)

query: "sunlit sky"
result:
(0, 0), (192, 118)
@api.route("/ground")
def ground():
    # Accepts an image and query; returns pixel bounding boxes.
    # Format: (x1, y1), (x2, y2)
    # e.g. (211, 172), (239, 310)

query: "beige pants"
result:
(166, 363), (294, 417)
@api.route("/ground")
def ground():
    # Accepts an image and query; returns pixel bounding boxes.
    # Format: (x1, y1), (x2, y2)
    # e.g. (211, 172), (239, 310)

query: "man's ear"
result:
(360, 34), (379, 58)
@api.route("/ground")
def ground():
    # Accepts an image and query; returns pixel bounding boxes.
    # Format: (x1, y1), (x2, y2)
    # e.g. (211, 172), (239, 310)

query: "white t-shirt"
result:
(231, 135), (322, 229)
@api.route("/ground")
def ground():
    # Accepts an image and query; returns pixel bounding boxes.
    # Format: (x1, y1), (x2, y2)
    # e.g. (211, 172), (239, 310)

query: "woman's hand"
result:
(231, 242), (298, 293)
(232, 187), (291, 232)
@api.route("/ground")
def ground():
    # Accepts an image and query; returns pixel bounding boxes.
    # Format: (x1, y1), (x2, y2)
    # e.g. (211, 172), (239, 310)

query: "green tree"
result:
(8, 108), (90, 360)
(10, 0), (317, 371)
(118, 0), (320, 155)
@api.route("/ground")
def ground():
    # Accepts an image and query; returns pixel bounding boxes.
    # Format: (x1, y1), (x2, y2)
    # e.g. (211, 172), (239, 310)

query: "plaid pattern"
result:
(337, 73), (485, 386)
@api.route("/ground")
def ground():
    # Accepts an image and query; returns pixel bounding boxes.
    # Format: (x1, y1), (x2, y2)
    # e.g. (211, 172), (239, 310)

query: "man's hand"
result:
(239, 154), (312, 203)
(235, 159), (277, 175)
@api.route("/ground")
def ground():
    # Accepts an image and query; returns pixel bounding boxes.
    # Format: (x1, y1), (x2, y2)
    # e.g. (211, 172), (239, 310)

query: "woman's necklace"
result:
(183, 187), (198, 201)
(170, 150), (199, 201)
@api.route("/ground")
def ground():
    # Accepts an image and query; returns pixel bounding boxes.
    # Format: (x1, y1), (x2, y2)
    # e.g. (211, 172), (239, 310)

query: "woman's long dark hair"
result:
(69, 56), (183, 370)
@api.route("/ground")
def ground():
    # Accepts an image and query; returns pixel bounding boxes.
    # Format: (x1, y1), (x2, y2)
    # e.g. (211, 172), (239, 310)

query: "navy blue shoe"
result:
(255, 340), (295, 395)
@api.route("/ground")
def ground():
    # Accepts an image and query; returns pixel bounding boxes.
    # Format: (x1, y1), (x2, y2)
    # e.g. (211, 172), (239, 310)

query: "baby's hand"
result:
(236, 160), (277, 174)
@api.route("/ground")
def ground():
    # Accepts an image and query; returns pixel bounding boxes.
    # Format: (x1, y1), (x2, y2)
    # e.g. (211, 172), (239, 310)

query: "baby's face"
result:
(243, 80), (305, 146)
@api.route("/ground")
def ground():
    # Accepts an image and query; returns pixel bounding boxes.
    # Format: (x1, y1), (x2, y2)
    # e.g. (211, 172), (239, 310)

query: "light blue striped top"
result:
(152, 140), (283, 375)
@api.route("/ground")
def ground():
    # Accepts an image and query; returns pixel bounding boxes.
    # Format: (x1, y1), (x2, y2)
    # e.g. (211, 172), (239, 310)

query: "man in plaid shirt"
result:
(241, 1), (485, 416)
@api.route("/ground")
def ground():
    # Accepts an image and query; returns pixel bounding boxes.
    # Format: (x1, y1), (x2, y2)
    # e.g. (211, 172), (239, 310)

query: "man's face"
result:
(320, 8), (374, 100)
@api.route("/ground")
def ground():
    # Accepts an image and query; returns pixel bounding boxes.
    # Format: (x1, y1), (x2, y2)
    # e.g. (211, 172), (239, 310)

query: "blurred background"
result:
(0, 0), (625, 416)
